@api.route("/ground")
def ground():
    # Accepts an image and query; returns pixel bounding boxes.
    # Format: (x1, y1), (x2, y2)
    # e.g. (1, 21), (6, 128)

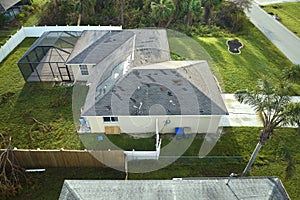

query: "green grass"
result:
(129, 127), (300, 199)
(11, 127), (300, 199)
(79, 133), (156, 151)
(0, 38), (82, 149)
(0, 13), (299, 199)
(195, 26), (295, 93)
(0, 29), (17, 46)
(167, 29), (224, 89)
(262, 3), (300, 38)
(11, 167), (125, 200)
(167, 25), (296, 94)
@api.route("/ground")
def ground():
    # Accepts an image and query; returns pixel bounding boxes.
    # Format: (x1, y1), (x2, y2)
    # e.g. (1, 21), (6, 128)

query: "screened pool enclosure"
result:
(18, 31), (81, 82)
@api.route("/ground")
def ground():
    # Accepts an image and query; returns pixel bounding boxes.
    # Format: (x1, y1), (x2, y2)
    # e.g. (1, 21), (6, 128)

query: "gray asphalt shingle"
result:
(59, 178), (290, 200)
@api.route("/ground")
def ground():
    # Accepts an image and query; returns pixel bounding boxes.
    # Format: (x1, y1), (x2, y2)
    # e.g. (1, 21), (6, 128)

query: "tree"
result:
(183, 0), (202, 33)
(282, 64), (300, 83)
(214, 1), (251, 33)
(232, 0), (252, 10)
(120, 0), (125, 26)
(75, 0), (97, 26)
(235, 79), (300, 176)
(40, 0), (75, 26)
(202, 0), (221, 24)
(151, 0), (175, 27)
(0, 137), (26, 199)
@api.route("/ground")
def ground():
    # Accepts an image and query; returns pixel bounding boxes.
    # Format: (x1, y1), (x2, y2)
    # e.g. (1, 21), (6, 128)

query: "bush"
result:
(0, 14), (7, 26)
(214, 1), (248, 33)
(16, 12), (27, 22)
(190, 24), (232, 37)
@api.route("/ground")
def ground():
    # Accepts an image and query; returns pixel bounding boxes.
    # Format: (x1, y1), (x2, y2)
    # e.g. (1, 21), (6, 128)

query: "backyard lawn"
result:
(262, 2), (300, 38)
(10, 127), (300, 200)
(0, 38), (82, 149)
(0, 15), (299, 199)
(169, 24), (296, 94)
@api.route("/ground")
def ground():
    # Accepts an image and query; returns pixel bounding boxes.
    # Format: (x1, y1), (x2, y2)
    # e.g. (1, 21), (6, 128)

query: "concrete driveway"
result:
(221, 94), (300, 127)
(245, 2), (300, 64)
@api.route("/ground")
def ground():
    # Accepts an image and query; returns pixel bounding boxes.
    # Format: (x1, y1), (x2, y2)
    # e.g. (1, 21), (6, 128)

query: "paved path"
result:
(245, 2), (300, 64)
(221, 94), (300, 127)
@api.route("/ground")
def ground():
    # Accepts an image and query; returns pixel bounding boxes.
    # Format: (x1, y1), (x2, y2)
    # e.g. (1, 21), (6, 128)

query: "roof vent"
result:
(169, 100), (175, 106)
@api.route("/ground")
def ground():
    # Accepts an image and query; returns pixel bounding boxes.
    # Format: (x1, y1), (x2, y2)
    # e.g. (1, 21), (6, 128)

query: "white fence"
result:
(0, 25), (122, 63)
(124, 119), (162, 161)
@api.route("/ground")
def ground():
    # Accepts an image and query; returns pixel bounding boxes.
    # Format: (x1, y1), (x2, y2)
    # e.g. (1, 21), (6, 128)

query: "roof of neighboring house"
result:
(59, 177), (290, 200)
(82, 60), (228, 116)
(0, 0), (20, 12)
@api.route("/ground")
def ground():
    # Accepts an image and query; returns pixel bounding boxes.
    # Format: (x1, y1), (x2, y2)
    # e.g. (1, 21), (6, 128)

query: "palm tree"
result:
(235, 79), (300, 176)
(183, 0), (202, 33)
(75, 0), (97, 26)
(120, 0), (125, 26)
(151, 0), (175, 27)
(282, 64), (300, 83)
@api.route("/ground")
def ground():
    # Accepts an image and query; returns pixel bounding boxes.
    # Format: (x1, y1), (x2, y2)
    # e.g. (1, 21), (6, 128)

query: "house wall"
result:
(84, 115), (223, 134)
(69, 64), (94, 81)
(85, 116), (105, 133)
(87, 36), (135, 86)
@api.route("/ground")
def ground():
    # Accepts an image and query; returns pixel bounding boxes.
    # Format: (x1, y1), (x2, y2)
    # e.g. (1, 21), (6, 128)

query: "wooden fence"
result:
(0, 149), (125, 170)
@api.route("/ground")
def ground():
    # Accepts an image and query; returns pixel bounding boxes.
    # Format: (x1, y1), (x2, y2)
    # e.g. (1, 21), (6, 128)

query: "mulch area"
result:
(226, 39), (243, 54)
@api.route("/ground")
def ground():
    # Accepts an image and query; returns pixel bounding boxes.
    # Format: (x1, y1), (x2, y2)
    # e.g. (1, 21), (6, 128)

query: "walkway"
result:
(221, 94), (300, 127)
(245, 1), (300, 64)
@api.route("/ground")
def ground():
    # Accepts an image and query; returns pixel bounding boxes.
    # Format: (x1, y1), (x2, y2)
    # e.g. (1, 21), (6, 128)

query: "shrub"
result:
(0, 14), (7, 26)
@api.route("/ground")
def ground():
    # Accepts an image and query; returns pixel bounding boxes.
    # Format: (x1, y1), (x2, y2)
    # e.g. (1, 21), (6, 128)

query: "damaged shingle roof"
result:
(82, 61), (228, 116)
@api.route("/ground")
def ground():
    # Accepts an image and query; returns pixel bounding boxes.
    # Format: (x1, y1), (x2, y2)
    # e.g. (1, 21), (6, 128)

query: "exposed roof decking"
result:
(59, 178), (290, 200)
(130, 29), (171, 66)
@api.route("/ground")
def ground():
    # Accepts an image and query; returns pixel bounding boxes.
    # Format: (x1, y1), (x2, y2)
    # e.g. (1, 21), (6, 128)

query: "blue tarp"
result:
(175, 127), (184, 135)
(98, 136), (103, 141)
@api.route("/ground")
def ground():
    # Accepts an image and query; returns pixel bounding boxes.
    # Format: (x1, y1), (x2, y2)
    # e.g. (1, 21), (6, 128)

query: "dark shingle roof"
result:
(67, 31), (134, 65)
(82, 61), (228, 116)
(59, 177), (290, 200)
(67, 29), (170, 66)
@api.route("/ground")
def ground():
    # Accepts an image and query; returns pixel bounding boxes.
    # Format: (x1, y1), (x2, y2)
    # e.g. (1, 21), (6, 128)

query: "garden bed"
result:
(226, 39), (243, 54)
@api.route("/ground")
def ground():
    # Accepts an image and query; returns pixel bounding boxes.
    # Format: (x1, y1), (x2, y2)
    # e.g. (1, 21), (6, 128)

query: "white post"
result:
(156, 118), (159, 149)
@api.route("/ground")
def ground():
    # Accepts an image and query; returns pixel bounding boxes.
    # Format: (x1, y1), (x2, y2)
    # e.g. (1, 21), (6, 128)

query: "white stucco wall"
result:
(84, 115), (223, 134)
(85, 116), (105, 133)
(69, 64), (94, 81)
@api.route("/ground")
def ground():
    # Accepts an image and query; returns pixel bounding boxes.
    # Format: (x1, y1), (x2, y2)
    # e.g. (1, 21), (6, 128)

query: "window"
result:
(103, 117), (118, 123)
(79, 65), (89, 75)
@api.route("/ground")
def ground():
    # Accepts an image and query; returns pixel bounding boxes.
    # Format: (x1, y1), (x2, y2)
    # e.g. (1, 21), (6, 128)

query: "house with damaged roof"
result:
(66, 29), (228, 135)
